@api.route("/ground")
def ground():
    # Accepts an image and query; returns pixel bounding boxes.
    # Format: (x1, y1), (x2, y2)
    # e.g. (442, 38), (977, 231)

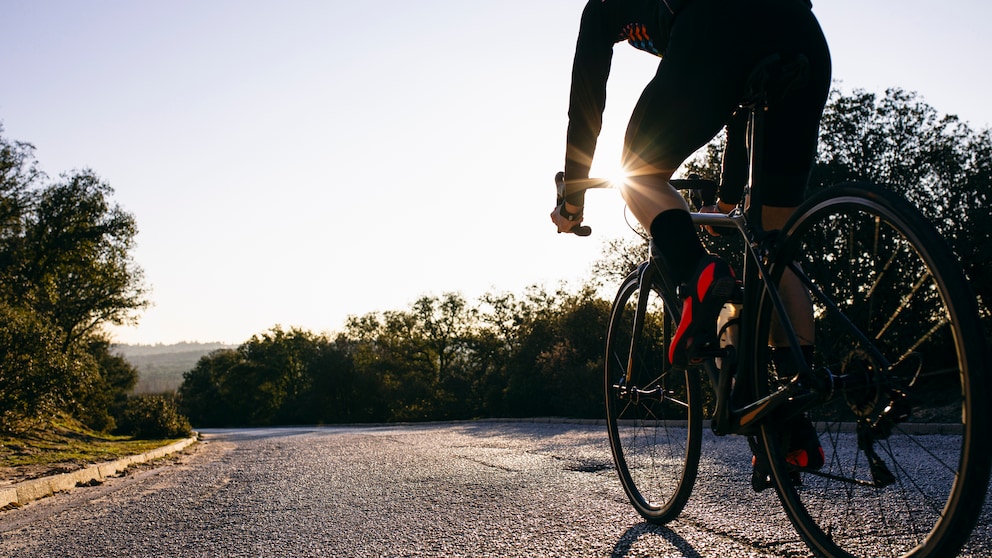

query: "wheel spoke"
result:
(875, 272), (933, 340)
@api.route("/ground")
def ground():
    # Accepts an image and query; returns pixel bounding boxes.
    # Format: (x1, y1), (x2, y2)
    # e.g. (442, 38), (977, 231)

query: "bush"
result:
(74, 339), (139, 433)
(117, 394), (192, 439)
(0, 303), (80, 433)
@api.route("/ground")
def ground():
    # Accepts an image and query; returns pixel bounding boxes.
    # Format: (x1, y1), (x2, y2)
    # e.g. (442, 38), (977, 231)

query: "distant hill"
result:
(112, 342), (235, 394)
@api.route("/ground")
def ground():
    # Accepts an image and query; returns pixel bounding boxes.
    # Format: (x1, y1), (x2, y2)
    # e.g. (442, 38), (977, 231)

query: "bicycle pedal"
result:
(752, 469), (774, 492)
(749, 439), (771, 492)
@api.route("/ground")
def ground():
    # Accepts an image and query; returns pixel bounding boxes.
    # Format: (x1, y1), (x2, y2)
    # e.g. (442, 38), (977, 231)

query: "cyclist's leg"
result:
(753, 0), (830, 376)
(744, 204), (822, 491)
(764, 206), (815, 349)
(620, 0), (750, 364)
(757, 111), (830, 476)
(620, 0), (747, 255)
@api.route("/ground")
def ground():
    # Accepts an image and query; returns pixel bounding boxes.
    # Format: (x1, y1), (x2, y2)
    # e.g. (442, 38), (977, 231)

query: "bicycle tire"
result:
(605, 267), (703, 524)
(752, 183), (992, 558)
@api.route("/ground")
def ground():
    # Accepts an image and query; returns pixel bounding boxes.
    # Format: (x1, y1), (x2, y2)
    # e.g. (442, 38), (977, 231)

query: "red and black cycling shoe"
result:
(668, 255), (737, 366)
(785, 414), (825, 470)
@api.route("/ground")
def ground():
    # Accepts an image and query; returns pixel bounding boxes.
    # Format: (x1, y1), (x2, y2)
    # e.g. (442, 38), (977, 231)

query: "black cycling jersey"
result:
(563, 0), (830, 208)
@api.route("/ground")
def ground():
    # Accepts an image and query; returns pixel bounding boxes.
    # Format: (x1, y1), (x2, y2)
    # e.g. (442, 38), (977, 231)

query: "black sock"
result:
(650, 209), (707, 285)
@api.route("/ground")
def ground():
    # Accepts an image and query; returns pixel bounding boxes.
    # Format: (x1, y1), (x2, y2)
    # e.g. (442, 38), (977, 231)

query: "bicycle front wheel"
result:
(605, 266), (702, 524)
(755, 183), (991, 558)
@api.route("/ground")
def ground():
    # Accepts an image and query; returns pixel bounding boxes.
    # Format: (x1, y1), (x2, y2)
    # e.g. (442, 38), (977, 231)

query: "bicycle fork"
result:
(624, 261), (663, 386)
(616, 260), (684, 404)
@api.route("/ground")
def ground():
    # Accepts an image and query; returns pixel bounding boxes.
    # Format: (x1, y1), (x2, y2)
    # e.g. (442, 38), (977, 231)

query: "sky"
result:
(2, 0), (990, 346)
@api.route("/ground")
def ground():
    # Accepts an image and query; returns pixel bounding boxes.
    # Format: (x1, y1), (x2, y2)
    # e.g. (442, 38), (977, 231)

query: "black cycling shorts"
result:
(622, 0), (831, 207)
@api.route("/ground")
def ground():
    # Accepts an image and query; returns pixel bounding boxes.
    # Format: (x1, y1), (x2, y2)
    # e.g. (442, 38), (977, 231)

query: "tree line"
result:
(179, 288), (610, 425)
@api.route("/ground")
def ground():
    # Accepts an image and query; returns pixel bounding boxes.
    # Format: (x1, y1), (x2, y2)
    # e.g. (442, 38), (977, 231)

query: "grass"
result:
(0, 417), (187, 471)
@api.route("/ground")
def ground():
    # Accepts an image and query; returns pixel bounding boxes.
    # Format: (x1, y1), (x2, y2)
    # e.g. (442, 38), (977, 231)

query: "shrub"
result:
(117, 394), (192, 439)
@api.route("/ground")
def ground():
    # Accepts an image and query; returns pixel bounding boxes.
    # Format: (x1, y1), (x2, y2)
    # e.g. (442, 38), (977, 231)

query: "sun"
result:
(595, 162), (630, 189)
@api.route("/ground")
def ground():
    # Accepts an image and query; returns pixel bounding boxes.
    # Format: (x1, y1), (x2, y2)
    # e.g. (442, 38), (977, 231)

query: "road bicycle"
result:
(560, 55), (992, 557)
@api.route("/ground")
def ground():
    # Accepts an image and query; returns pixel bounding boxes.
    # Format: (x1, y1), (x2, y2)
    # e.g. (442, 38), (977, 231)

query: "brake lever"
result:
(555, 171), (592, 236)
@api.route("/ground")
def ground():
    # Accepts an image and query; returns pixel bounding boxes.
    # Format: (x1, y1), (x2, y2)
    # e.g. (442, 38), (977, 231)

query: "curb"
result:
(0, 436), (198, 510)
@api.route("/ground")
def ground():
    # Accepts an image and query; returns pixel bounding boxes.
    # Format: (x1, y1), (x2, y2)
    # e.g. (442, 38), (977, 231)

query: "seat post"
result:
(745, 100), (769, 241)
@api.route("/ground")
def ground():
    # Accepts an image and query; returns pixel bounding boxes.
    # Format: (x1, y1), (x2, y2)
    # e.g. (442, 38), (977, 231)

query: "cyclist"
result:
(551, 0), (831, 486)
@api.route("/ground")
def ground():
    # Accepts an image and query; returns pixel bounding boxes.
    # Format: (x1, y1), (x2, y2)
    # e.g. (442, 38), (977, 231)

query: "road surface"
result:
(1, 421), (990, 557)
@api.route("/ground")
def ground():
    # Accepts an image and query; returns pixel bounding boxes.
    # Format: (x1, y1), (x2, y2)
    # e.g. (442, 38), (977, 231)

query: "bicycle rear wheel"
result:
(605, 266), (702, 524)
(754, 183), (991, 558)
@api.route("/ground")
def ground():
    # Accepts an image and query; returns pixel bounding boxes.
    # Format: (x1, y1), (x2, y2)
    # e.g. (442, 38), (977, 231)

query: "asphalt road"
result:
(1, 421), (990, 557)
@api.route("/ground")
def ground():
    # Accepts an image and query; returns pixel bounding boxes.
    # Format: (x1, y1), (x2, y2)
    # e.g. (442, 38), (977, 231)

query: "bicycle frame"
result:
(624, 205), (815, 436)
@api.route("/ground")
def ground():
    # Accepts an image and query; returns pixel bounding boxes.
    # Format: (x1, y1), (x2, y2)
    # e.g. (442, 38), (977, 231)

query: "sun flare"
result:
(598, 163), (630, 189)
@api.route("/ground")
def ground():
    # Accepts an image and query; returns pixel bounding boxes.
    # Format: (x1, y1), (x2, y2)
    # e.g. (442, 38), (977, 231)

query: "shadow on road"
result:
(611, 522), (702, 558)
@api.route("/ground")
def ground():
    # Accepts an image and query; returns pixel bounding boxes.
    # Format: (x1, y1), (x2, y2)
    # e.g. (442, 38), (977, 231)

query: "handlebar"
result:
(554, 173), (723, 237)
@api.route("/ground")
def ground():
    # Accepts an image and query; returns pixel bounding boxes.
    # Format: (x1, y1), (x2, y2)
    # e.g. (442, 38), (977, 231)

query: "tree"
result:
(484, 285), (562, 417)
(534, 286), (611, 417)
(951, 129), (992, 312)
(813, 88), (992, 315)
(0, 124), (42, 250)
(493, 284), (609, 418)
(14, 170), (149, 351)
(301, 338), (382, 424)
(410, 293), (479, 418)
(340, 294), (479, 421)
(178, 349), (243, 427)
(473, 290), (536, 416)
(412, 293), (473, 384)
(0, 125), (151, 432)
(117, 394), (191, 439)
(74, 338), (139, 432)
(178, 328), (376, 427)
(590, 236), (649, 290)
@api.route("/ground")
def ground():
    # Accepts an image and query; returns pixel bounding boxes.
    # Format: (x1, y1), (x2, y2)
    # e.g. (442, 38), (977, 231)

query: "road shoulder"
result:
(0, 435), (198, 510)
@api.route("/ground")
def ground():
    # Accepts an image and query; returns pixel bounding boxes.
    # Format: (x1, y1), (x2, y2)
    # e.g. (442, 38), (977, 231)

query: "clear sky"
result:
(2, 1), (990, 345)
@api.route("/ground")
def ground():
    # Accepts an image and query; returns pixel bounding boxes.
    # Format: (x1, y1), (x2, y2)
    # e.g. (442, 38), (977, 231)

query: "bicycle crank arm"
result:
(733, 380), (816, 433)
